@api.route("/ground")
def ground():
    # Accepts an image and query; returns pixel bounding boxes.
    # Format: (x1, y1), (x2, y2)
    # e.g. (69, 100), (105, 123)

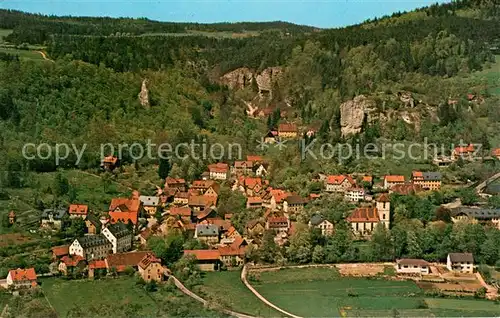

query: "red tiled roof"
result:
(326, 175), (355, 185)
(377, 193), (390, 202)
(88, 259), (107, 269)
(138, 253), (162, 270)
(184, 249), (220, 261)
(60, 255), (85, 267)
(278, 123), (298, 133)
(492, 148), (500, 157)
(247, 197), (263, 204)
(51, 245), (70, 257)
(103, 156), (118, 164)
(8, 268), (37, 282)
(384, 175), (405, 183)
(234, 161), (254, 169)
(169, 207), (192, 217)
(390, 184), (423, 195)
(69, 204), (88, 215)
(454, 144), (474, 154)
(362, 176), (373, 183)
(108, 197), (141, 225)
(347, 207), (380, 223)
(412, 171), (423, 178)
(189, 195), (216, 207)
(218, 245), (246, 257)
(106, 251), (150, 271)
(247, 155), (264, 162)
(165, 177), (185, 185)
(270, 188), (290, 203)
(208, 163), (229, 173)
(206, 218), (231, 230)
(267, 216), (289, 225)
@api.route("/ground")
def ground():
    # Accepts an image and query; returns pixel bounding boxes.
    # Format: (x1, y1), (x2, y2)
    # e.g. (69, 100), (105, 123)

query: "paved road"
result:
(475, 171), (500, 193)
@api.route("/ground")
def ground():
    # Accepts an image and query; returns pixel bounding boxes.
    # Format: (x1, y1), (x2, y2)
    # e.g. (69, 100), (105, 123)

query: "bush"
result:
(474, 287), (487, 299)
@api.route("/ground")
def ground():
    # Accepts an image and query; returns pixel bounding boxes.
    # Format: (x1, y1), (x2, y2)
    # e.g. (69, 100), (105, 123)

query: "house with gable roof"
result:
(6, 268), (37, 289)
(325, 175), (356, 193)
(68, 204), (89, 219)
(69, 234), (113, 260)
(411, 171), (442, 190)
(308, 215), (334, 236)
(139, 195), (160, 216)
(108, 197), (142, 226)
(447, 253), (474, 273)
(207, 163), (229, 180)
(194, 224), (219, 245)
(283, 195), (308, 214)
(138, 253), (164, 282)
(383, 175), (405, 189)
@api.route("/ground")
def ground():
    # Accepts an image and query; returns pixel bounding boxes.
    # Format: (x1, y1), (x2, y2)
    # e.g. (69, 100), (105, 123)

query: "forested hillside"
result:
(0, 0), (499, 189)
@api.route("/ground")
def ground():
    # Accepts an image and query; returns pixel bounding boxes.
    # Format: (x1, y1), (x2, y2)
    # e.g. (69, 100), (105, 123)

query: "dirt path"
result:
(36, 50), (54, 62)
(170, 275), (256, 318)
(475, 272), (498, 300)
(241, 264), (302, 318)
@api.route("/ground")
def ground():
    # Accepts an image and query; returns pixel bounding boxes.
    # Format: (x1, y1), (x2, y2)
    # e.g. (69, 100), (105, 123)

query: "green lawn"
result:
(0, 47), (44, 60)
(41, 277), (158, 317)
(197, 270), (281, 317)
(251, 267), (500, 317)
(0, 29), (12, 43)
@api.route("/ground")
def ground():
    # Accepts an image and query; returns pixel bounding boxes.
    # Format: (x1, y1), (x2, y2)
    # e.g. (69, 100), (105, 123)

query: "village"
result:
(2, 137), (500, 305)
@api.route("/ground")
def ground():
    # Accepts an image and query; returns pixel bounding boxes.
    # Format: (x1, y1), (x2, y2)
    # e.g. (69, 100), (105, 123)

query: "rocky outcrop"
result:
(398, 91), (415, 108)
(219, 66), (283, 97)
(138, 79), (150, 108)
(220, 67), (254, 90)
(340, 95), (377, 137)
(256, 67), (283, 94)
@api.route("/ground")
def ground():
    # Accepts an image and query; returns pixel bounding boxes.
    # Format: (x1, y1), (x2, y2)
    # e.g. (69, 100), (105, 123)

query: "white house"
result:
(308, 215), (334, 236)
(207, 163), (229, 180)
(396, 259), (430, 275)
(6, 268), (37, 289)
(325, 175), (355, 193)
(446, 253), (474, 273)
(254, 163), (269, 177)
(345, 188), (365, 202)
(69, 235), (112, 260)
(102, 222), (133, 254)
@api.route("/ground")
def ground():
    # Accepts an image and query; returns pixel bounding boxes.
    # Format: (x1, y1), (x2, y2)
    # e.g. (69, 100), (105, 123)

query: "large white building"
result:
(69, 235), (112, 260)
(102, 223), (133, 254)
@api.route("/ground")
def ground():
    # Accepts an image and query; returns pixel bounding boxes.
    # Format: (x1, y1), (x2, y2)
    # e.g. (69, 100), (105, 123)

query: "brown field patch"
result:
(0, 233), (32, 247)
(336, 263), (385, 276)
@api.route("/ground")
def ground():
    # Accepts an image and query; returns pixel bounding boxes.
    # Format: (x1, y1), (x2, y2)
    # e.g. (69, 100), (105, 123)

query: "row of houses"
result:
(395, 253), (474, 275)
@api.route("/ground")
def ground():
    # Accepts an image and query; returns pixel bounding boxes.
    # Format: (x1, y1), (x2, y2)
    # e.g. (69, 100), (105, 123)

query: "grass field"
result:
(0, 47), (45, 60)
(41, 277), (159, 316)
(197, 270), (281, 317)
(0, 29), (12, 43)
(250, 267), (500, 317)
(470, 55), (500, 96)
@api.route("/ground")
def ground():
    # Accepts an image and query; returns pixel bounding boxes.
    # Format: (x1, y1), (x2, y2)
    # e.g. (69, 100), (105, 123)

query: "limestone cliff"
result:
(219, 66), (283, 96)
(340, 95), (377, 137)
(138, 79), (150, 108)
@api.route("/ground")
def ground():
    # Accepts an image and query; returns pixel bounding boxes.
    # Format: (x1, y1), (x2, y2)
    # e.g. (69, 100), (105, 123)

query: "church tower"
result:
(376, 193), (390, 229)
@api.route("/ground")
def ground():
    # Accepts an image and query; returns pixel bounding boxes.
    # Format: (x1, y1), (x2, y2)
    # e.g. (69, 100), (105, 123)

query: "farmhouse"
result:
(164, 177), (186, 192)
(40, 208), (67, 230)
(345, 187), (365, 202)
(411, 171), (442, 190)
(308, 215), (334, 236)
(278, 123), (298, 139)
(138, 253), (164, 282)
(108, 197), (142, 225)
(283, 195), (308, 213)
(68, 204), (89, 219)
(396, 259), (430, 275)
(325, 175), (356, 193)
(105, 251), (150, 273)
(101, 156), (118, 170)
(450, 207), (500, 229)
(194, 224), (219, 244)
(207, 163), (229, 180)
(183, 250), (221, 271)
(139, 195), (160, 216)
(383, 175), (405, 189)
(6, 268), (37, 289)
(102, 222), (133, 254)
(451, 144), (475, 161)
(447, 253), (474, 273)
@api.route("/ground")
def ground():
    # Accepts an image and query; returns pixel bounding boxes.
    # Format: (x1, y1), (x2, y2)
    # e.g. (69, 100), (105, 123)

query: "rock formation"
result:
(340, 95), (376, 137)
(219, 67), (254, 90)
(138, 79), (150, 108)
(398, 91), (415, 108)
(219, 66), (283, 97)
